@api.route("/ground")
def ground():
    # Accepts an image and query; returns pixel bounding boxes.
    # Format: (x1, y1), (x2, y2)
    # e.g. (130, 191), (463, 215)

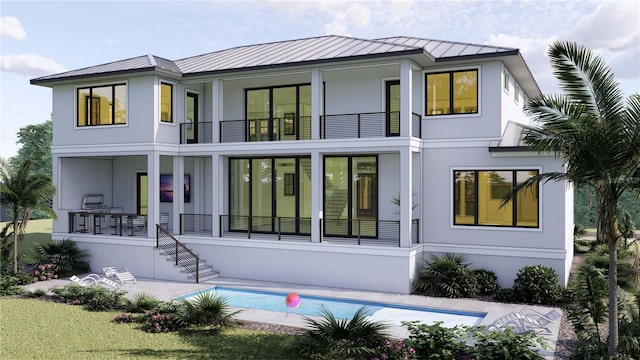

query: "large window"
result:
(425, 69), (477, 116)
(324, 156), (378, 237)
(77, 83), (127, 126)
(454, 170), (539, 228)
(229, 157), (311, 234)
(160, 82), (173, 123)
(245, 84), (311, 141)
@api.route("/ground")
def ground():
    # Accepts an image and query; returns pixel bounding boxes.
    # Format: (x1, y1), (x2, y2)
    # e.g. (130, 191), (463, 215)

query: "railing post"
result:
(417, 219), (420, 244)
(156, 224), (159, 248)
(248, 216), (252, 239)
(357, 219), (361, 245)
(175, 240), (179, 266)
(219, 121), (223, 143)
(219, 215), (223, 238)
(196, 255), (199, 283)
(278, 217), (281, 241)
(357, 114), (361, 138)
(179, 214), (183, 235)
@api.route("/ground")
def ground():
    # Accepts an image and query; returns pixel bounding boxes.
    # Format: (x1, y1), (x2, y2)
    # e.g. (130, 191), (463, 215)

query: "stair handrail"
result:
(156, 224), (200, 283)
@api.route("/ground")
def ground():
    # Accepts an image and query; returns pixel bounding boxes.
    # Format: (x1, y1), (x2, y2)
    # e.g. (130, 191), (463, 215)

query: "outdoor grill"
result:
(81, 194), (109, 212)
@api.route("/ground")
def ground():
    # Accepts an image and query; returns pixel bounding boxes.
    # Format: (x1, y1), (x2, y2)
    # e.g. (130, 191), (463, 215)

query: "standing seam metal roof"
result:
(31, 35), (521, 84)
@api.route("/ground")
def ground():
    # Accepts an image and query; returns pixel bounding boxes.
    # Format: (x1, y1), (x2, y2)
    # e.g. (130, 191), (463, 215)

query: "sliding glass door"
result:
(245, 84), (311, 141)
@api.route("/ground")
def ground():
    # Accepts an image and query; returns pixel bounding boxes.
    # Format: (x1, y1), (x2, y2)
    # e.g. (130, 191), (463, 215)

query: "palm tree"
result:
(0, 157), (55, 273)
(523, 41), (640, 357)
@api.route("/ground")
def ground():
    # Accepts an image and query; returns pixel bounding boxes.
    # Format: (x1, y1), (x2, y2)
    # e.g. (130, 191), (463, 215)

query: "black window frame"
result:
(160, 81), (174, 123)
(453, 169), (540, 228)
(76, 83), (126, 127)
(425, 69), (478, 116)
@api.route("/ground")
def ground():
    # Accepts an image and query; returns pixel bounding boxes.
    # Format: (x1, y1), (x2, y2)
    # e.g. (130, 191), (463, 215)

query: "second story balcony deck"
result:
(180, 112), (422, 144)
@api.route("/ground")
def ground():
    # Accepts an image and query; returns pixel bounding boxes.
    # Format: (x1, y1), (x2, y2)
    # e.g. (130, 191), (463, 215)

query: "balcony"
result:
(180, 112), (422, 144)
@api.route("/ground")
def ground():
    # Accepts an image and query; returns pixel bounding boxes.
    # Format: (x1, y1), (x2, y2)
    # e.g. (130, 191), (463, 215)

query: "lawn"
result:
(1, 219), (52, 261)
(0, 298), (298, 359)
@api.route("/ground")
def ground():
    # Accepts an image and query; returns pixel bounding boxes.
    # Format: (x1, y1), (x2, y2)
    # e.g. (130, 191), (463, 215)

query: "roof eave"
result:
(488, 146), (532, 153)
(30, 66), (182, 86)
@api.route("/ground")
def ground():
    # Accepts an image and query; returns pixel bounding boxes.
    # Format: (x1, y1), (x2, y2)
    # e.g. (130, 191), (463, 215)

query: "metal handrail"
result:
(156, 224), (200, 283)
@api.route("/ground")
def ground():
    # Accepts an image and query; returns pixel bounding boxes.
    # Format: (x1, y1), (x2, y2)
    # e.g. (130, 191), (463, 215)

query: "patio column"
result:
(211, 154), (223, 237)
(211, 79), (223, 143)
(310, 151), (323, 243)
(399, 148), (413, 247)
(400, 59), (413, 137)
(172, 156), (185, 233)
(311, 69), (323, 140)
(147, 151), (160, 238)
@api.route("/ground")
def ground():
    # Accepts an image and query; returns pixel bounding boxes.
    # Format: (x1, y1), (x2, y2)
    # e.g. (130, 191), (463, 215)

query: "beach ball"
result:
(285, 293), (301, 308)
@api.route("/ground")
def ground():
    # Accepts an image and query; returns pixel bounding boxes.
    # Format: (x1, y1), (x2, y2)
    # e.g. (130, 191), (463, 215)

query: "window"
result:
(514, 84), (520, 104)
(425, 69), (477, 115)
(160, 82), (173, 123)
(77, 83), (126, 126)
(503, 69), (510, 93)
(245, 84), (311, 141)
(454, 170), (539, 227)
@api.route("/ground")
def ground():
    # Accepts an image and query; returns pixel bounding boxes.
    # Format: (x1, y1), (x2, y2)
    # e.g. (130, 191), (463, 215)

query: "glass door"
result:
(186, 93), (199, 143)
(136, 173), (148, 215)
(386, 80), (400, 137)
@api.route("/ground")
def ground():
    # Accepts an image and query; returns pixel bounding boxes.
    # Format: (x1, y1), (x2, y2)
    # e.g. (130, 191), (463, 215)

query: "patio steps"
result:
(158, 247), (220, 282)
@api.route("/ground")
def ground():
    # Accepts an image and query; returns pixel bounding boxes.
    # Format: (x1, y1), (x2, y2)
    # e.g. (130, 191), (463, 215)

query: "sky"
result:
(1, 0), (638, 158)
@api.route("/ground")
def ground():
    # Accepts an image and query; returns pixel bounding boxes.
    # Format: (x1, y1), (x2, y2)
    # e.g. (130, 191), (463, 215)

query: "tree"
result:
(522, 41), (640, 357)
(0, 157), (56, 273)
(10, 119), (52, 179)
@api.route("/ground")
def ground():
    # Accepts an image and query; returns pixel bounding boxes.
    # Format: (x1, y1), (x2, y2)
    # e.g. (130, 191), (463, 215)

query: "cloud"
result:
(569, 1), (640, 51)
(0, 16), (26, 40)
(106, 38), (119, 45)
(0, 53), (67, 76)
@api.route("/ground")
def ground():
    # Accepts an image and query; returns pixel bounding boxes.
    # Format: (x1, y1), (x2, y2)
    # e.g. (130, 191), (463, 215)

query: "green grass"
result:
(0, 298), (298, 359)
(1, 219), (52, 262)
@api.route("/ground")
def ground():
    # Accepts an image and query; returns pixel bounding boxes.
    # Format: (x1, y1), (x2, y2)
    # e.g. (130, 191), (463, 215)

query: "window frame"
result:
(75, 82), (128, 128)
(452, 168), (540, 229)
(159, 80), (174, 124)
(503, 68), (510, 93)
(424, 68), (479, 117)
(514, 83), (520, 104)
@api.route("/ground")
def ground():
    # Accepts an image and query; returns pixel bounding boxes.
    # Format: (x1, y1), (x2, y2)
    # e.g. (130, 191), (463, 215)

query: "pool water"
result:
(180, 286), (485, 327)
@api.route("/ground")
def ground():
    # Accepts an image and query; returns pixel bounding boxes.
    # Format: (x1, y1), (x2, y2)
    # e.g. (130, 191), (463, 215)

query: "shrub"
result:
(512, 265), (562, 305)
(125, 292), (160, 313)
(296, 306), (389, 359)
(51, 284), (92, 304)
(0, 272), (32, 296)
(112, 313), (137, 324)
(84, 287), (127, 311)
(402, 320), (468, 359)
(371, 339), (416, 360)
(142, 313), (180, 333)
(32, 239), (90, 277)
(494, 288), (517, 303)
(31, 263), (59, 282)
(26, 288), (47, 298)
(470, 326), (547, 360)
(176, 291), (240, 328)
(416, 253), (479, 298)
(473, 269), (499, 296)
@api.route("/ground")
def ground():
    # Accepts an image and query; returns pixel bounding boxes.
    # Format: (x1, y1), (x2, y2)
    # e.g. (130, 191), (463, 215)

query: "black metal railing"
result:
(412, 219), (420, 244)
(321, 112), (395, 139)
(321, 218), (398, 246)
(220, 215), (312, 240)
(412, 112), (422, 138)
(180, 213), (213, 235)
(220, 116), (312, 143)
(180, 121), (214, 144)
(156, 225), (199, 283)
(68, 210), (147, 236)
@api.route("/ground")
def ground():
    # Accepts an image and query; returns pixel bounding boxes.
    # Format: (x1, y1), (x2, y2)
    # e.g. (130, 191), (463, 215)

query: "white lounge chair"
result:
(103, 266), (136, 285)
(99, 277), (122, 290)
(69, 274), (100, 287)
(487, 308), (561, 334)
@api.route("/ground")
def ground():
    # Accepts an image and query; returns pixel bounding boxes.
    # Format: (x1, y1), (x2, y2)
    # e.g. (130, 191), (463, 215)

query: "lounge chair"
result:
(487, 308), (561, 334)
(99, 277), (122, 290)
(69, 274), (100, 287)
(103, 266), (136, 285)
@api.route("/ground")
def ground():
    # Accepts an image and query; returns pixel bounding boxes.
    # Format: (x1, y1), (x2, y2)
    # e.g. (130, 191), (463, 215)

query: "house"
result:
(31, 35), (573, 294)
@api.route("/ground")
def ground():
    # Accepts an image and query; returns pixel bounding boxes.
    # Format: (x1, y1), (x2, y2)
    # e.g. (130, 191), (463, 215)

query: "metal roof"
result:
(376, 36), (518, 60)
(175, 35), (423, 76)
(30, 55), (182, 84)
(30, 35), (528, 85)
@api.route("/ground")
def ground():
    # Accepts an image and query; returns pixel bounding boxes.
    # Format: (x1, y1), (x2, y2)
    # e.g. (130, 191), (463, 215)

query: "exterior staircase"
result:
(155, 225), (219, 283)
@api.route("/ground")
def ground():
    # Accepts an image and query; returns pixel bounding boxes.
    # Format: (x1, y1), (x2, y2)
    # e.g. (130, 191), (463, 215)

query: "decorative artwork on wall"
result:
(160, 174), (191, 202)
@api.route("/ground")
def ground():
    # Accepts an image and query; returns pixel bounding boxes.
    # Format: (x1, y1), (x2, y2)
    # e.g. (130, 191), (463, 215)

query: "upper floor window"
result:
(77, 83), (126, 126)
(454, 169), (539, 228)
(425, 69), (478, 116)
(160, 82), (173, 123)
(514, 84), (521, 104)
(503, 69), (510, 93)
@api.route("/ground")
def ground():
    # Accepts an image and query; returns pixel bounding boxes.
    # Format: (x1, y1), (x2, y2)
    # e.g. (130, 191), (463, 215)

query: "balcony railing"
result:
(68, 211), (148, 237)
(220, 215), (312, 241)
(321, 112), (422, 139)
(180, 213), (213, 235)
(180, 122), (214, 144)
(220, 116), (312, 143)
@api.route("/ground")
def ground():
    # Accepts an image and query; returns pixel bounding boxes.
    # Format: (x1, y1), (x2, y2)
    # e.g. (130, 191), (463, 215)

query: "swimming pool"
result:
(179, 286), (485, 327)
